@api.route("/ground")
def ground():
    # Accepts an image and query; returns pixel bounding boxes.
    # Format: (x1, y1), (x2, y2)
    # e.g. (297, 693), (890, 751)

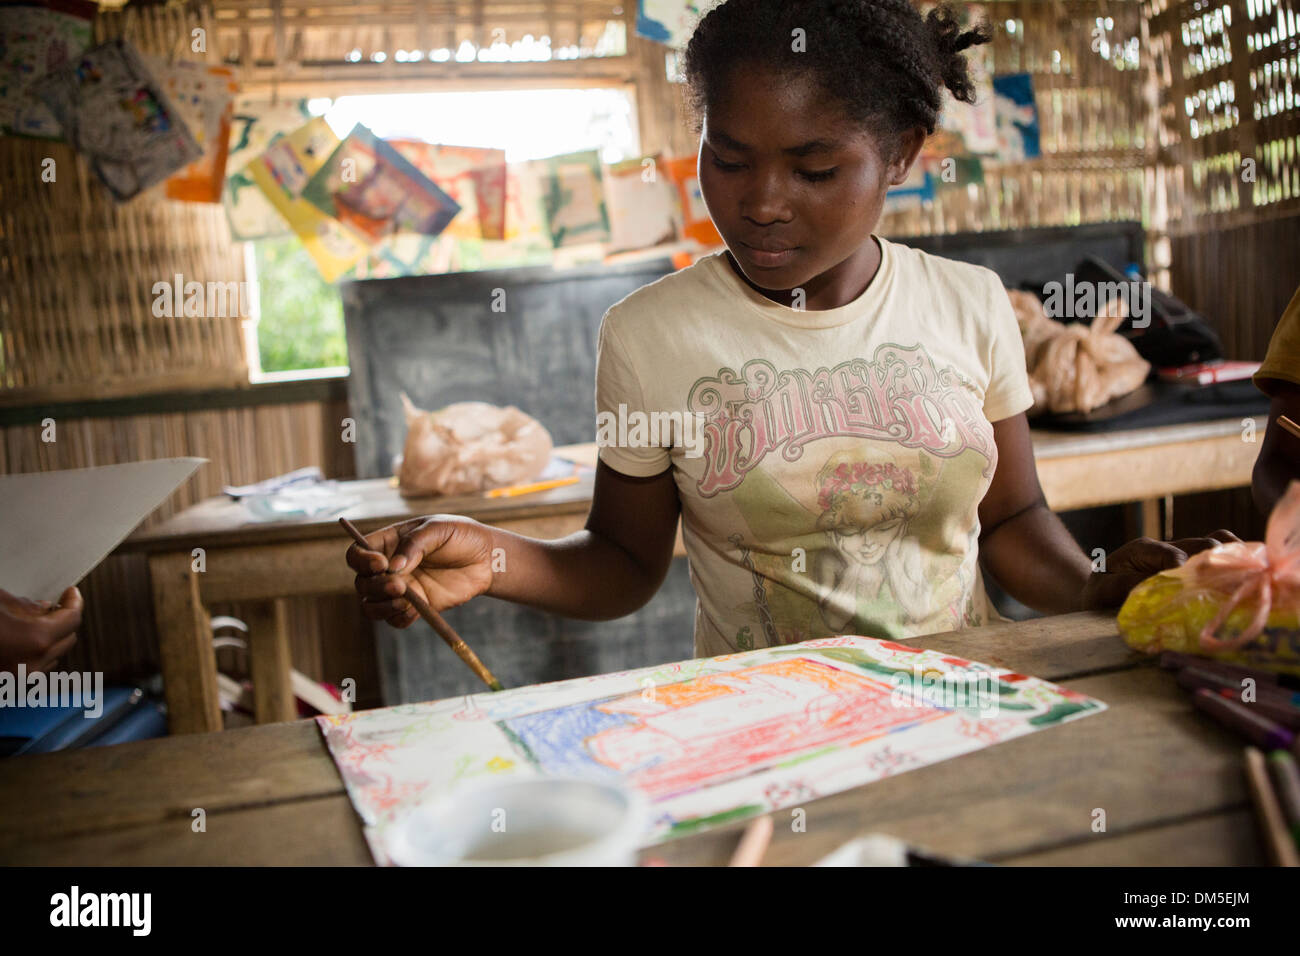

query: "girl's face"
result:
(836, 520), (904, 565)
(697, 65), (923, 304)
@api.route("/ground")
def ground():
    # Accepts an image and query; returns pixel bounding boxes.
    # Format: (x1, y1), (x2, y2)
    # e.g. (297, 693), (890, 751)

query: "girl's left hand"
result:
(1080, 530), (1242, 610)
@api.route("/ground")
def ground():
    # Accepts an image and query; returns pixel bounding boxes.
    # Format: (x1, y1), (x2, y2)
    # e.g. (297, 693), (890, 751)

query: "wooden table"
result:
(120, 421), (1264, 735)
(0, 613), (1265, 866)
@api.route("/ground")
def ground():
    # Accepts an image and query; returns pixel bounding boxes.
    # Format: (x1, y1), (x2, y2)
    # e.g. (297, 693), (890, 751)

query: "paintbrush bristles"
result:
(339, 517), (504, 692)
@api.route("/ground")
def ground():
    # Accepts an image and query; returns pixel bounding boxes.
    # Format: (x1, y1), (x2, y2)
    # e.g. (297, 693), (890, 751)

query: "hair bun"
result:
(926, 3), (993, 104)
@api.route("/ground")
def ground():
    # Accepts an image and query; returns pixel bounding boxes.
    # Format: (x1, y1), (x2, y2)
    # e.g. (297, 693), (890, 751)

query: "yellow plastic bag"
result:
(1117, 481), (1300, 675)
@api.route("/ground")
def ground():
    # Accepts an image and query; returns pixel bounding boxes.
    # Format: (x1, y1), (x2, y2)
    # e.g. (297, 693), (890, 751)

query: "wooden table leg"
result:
(149, 552), (222, 735)
(244, 599), (297, 724)
(1138, 498), (1162, 539)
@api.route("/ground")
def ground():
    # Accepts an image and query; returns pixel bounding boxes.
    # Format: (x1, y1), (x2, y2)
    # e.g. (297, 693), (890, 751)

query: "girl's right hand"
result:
(346, 515), (496, 627)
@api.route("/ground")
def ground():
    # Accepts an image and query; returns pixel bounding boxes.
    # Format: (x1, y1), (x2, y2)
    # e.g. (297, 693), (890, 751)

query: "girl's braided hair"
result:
(682, 0), (993, 142)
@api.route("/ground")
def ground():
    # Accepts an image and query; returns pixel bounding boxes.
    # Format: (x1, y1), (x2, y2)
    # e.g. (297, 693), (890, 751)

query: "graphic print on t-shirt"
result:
(683, 342), (999, 646)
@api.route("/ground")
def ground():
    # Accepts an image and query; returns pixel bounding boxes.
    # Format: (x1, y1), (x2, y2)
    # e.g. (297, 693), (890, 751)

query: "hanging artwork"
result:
(32, 38), (201, 201)
(318, 635), (1105, 863)
(884, 163), (935, 213)
(635, 0), (720, 49)
(0, 0), (96, 139)
(664, 154), (721, 247)
(390, 141), (508, 241)
(141, 56), (238, 203)
(354, 233), (457, 279)
(301, 125), (461, 242)
(245, 116), (371, 282)
(993, 72), (1042, 161)
(221, 98), (309, 240)
(604, 154), (678, 253)
(503, 159), (550, 245)
(536, 149), (609, 248)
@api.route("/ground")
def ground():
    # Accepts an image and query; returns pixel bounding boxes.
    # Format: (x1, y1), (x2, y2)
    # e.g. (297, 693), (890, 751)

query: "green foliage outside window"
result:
(252, 236), (348, 373)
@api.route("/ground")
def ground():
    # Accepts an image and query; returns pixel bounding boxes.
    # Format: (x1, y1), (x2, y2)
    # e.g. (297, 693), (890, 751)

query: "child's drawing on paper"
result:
(503, 657), (944, 799)
(315, 636), (1107, 859)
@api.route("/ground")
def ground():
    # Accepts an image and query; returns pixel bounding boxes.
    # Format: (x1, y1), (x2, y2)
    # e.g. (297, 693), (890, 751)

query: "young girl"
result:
(349, 0), (1236, 655)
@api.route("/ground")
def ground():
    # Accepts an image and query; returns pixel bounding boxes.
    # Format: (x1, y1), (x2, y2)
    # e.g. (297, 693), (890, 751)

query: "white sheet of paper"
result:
(0, 457), (205, 603)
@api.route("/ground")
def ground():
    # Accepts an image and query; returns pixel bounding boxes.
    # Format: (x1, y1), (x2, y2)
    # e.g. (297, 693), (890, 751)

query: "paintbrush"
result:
(1279, 415), (1300, 441)
(339, 517), (504, 692)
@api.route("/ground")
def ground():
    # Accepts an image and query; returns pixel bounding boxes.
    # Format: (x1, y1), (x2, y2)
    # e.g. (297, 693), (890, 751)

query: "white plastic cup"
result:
(388, 776), (648, 867)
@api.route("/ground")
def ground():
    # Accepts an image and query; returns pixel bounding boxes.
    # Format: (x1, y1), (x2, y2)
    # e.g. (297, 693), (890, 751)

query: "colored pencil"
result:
(485, 475), (580, 499)
(339, 517), (504, 692)
(1267, 750), (1300, 850)
(1244, 747), (1300, 866)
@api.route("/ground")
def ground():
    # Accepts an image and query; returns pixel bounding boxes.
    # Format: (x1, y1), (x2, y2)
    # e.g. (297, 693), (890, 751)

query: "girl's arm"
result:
(347, 461), (681, 626)
(485, 461), (681, 619)
(976, 414), (1235, 613)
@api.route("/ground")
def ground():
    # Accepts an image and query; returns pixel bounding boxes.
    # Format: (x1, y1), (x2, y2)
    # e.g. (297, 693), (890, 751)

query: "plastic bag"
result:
(1117, 482), (1300, 675)
(396, 393), (553, 497)
(1007, 288), (1150, 416)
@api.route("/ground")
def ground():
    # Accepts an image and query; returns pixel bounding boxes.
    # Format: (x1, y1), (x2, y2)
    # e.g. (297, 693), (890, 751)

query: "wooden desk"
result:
(120, 421), (1264, 735)
(0, 613), (1264, 866)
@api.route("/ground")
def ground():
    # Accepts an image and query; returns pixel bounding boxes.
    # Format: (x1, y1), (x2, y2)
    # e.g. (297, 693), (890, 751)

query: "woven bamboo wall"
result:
(1148, 0), (1300, 232)
(0, 3), (249, 406)
(1151, 0), (1300, 538)
(1149, 0), (1300, 357)
(880, 0), (1159, 257)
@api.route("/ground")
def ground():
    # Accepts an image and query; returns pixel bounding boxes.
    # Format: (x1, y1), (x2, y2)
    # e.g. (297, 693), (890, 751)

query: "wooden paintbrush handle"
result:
(339, 517), (503, 692)
(402, 587), (504, 692)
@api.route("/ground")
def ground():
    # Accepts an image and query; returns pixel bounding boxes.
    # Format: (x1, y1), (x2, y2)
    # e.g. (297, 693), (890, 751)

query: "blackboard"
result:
(341, 257), (676, 479)
(893, 220), (1145, 288)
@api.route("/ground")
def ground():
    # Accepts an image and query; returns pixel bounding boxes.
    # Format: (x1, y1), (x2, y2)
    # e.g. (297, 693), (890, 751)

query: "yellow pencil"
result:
(485, 475), (580, 499)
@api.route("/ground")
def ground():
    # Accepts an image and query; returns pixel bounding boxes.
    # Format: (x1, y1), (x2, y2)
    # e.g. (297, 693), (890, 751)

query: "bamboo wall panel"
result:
(1148, 0), (1300, 230)
(880, 0), (1158, 248)
(1168, 211), (1300, 359)
(0, 3), (249, 406)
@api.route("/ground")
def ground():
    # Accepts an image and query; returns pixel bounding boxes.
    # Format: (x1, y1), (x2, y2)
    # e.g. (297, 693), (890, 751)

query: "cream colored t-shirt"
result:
(595, 236), (1035, 657)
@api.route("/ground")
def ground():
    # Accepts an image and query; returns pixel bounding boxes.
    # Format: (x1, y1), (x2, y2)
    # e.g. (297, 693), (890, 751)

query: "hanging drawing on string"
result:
(33, 38), (201, 200)
(318, 635), (1105, 863)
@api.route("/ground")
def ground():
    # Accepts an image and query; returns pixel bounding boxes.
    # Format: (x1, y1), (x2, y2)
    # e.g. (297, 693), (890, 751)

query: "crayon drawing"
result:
(503, 658), (945, 800)
(318, 635), (1105, 863)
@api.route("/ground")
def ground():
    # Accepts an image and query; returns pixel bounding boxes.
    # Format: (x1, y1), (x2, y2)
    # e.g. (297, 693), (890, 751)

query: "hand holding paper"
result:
(0, 586), (83, 674)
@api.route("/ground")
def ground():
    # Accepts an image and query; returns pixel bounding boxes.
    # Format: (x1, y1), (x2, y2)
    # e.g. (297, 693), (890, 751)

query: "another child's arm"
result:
(347, 461), (681, 626)
(0, 586), (82, 673)
(976, 413), (1238, 612)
